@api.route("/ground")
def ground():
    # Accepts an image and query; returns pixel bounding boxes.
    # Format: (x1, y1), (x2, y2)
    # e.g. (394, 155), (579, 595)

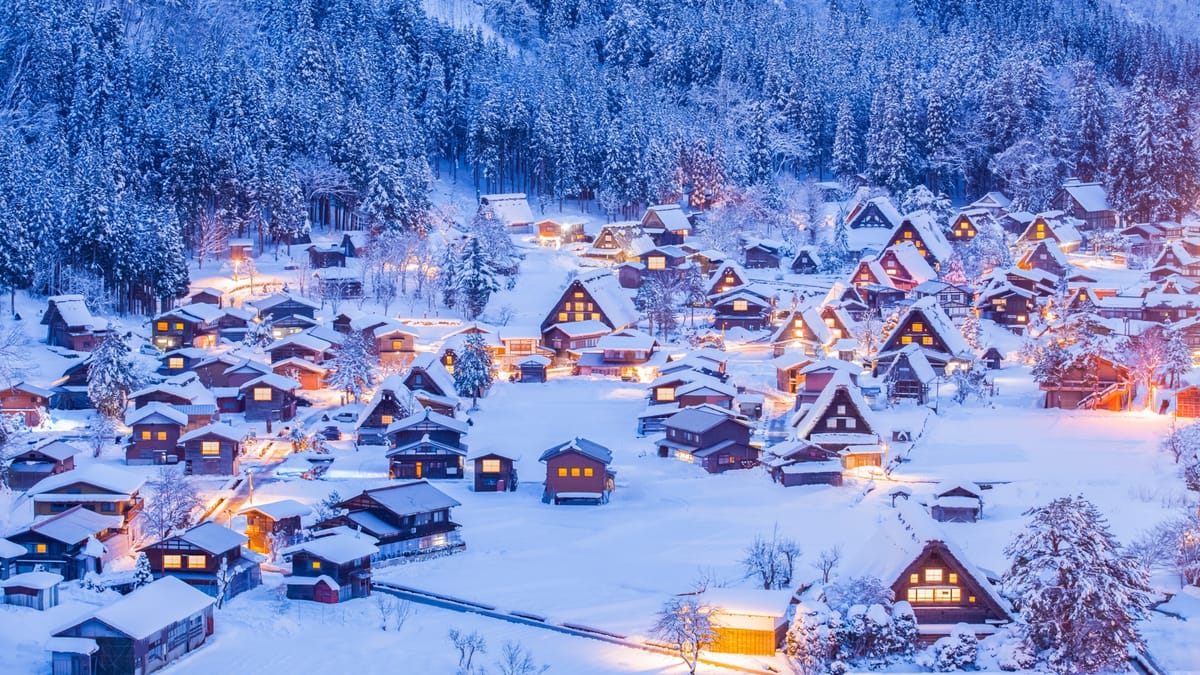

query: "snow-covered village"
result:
(1, 1), (1200, 674)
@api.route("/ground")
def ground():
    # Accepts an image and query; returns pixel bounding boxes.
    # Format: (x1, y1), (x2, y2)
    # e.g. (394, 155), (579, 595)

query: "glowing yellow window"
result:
(573, 302), (584, 311)
(921, 336), (933, 345)
(381, 415), (393, 425)
(168, 358), (184, 369)
(912, 323), (924, 332)
(904, 231), (913, 239)
(253, 388), (272, 401)
(1036, 231), (1045, 239)
(311, 560), (321, 570)
(901, 336), (913, 344)
(584, 467), (594, 477)
(573, 313), (584, 322)
(590, 313), (600, 321)
(201, 441), (220, 456)
(909, 573), (919, 584)
(481, 459), (501, 473)
(391, 340), (404, 350)
(935, 588), (961, 602)
(733, 300), (748, 312)
(557, 468), (567, 477)
(570, 467), (581, 477)
(925, 568), (944, 582)
(156, 431), (167, 441)
(557, 312), (568, 322)
(163, 555), (182, 569)
(968, 595), (976, 603)
(908, 588), (934, 602)
(35, 543), (47, 554)
(656, 388), (675, 402)
(949, 573), (958, 584)
(156, 322), (168, 332)
(648, 256), (666, 270)
(187, 555), (206, 569)
(724, 276), (735, 285)
(573, 292), (584, 298)
(141, 431), (151, 440)
(174, 323), (184, 331)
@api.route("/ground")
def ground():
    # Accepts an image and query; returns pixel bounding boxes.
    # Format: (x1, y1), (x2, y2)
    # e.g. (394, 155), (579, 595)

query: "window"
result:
(381, 415), (393, 425)
(164, 555), (182, 569)
(844, 418), (856, 429)
(903, 231), (913, 239)
(912, 323), (924, 332)
(925, 568), (944, 582)
(201, 441), (221, 456)
(174, 322), (185, 331)
(901, 336), (913, 345)
(591, 313), (601, 321)
(573, 302), (584, 311)
(557, 312), (568, 322)
(948, 573), (958, 584)
(573, 292), (584, 298)
(656, 387), (675, 402)
(157, 431), (168, 441)
(935, 588), (961, 602)
(311, 560), (321, 570)
(836, 405), (846, 414)
(909, 573), (919, 584)
(156, 321), (168, 332)
(100, 503), (115, 512)
(34, 543), (47, 554)
(253, 388), (272, 401)
(141, 430), (151, 440)
(907, 588), (934, 603)
(391, 340), (405, 351)
(573, 313), (584, 322)
(557, 467), (567, 477)
(481, 459), (501, 473)
(168, 357), (184, 369)
(570, 467), (581, 477)
(647, 256), (666, 270)
(733, 300), (748, 312)
(921, 336), (933, 346)
(187, 555), (206, 569)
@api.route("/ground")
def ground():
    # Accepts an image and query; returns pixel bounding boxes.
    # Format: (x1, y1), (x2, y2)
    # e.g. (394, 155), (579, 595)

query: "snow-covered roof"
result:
(772, 351), (814, 371)
(407, 353), (458, 399)
(546, 320), (612, 338)
(898, 211), (953, 263)
(881, 242), (936, 284)
(968, 191), (1011, 210)
(249, 292), (320, 313)
(791, 371), (879, 440)
(282, 532), (380, 565)
(27, 464), (144, 497)
(173, 522), (247, 554)
(1060, 180), (1111, 213)
(6, 381), (53, 398)
(665, 407), (736, 434)
(46, 295), (97, 328)
(845, 227), (892, 257)
(238, 499), (311, 520)
(480, 193), (534, 226)
(26, 440), (82, 462)
(575, 269), (639, 329)
(887, 344), (936, 384)
(46, 637), (98, 655)
(539, 437), (612, 465)
(888, 297), (972, 360)
(518, 355), (552, 366)
(130, 372), (215, 406)
(59, 577), (214, 640)
(643, 204), (691, 232)
(371, 320), (418, 339)
(362, 480), (461, 518)
(18, 507), (124, 545)
(387, 406), (468, 435)
(851, 259), (891, 287)
(124, 402), (189, 427)
(239, 373), (301, 392)
(272, 356), (328, 373)
(1020, 239), (1071, 269)
(701, 588), (793, 618)
(177, 423), (244, 445)
(1021, 212), (1083, 246)
(597, 329), (656, 352)
(675, 378), (737, 398)
(265, 332), (333, 354)
(285, 574), (339, 590)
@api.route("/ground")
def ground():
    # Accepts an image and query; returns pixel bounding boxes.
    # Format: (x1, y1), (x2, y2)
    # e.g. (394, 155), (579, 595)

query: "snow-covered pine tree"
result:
(87, 331), (135, 420)
(1002, 496), (1152, 674)
(132, 552), (153, 589)
(832, 97), (858, 183)
(327, 329), (375, 404)
(452, 333), (494, 410)
(785, 605), (831, 675)
(439, 242), (462, 310)
(1068, 61), (1108, 183)
(1162, 324), (1192, 389)
(459, 236), (500, 320)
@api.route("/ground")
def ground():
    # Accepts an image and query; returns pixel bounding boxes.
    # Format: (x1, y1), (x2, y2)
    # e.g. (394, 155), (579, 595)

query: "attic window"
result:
(656, 387), (675, 402)
(157, 431), (168, 441)
(573, 292), (584, 299)
(381, 415), (393, 425)
(175, 323), (185, 331)
(733, 300), (749, 312)
(925, 568), (944, 582)
(903, 231), (912, 239)
(391, 340), (405, 351)
(911, 323), (925, 332)
(312, 560), (322, 570)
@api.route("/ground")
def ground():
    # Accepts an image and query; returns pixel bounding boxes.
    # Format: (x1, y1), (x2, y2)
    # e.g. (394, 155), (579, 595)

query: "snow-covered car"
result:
(332, 411), (357, 423)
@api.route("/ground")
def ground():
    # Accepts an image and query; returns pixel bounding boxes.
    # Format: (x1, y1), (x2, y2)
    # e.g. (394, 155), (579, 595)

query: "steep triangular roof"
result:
(789, 371), (879, 439)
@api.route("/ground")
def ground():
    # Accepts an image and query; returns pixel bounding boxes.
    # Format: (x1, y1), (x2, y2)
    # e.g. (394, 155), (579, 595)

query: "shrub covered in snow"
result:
(929, 624), (978, 671)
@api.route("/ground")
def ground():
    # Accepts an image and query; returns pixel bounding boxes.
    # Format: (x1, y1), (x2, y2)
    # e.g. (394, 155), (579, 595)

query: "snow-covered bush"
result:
(930, 624), (978, 671)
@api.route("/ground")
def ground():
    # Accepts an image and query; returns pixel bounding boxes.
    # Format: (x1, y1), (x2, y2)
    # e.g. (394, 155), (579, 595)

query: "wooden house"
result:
(472, 453), (517, 492)
(660, 349), (728, 379)
(265, 332), (335, 364)
(1051, 179), (1117, 231)
(770, 307), (833, 357)
(239, 374), (300, 422)
(42, 295), (106, 351)
(790, 247), (822, 274)
(789, 371), (884, 468)
(1120, 222), (1168, 259)
(281, 533), (377, 603)
(910, 280), (973, 320)
(706, 263), (750, 297)
(1018, 239), (1072, 278)
(742, 239), (784, 269)
(874, 297), (974, 372)
(317, 481), (463, 559)
(888, 213), (953, 269)
(385, 407), (468, 475)
(876, 242), (937, 291)
(158, 348), (207, 378)
(229, 238), (253, 260)
(185, 287), (224, 307)
(575, 329), (660, 379)
(843, 196), (902, 257)
(540, 269), (638, 353)
(356, 375), (415, 445)
(402, 354), (461, 414)
(479, 193), (535, 231)
(178, 424), (244, 476)
(882, 344), (936, 404)
(249, 293), (320, 336)
(0, 538), (27, 579)
(792, 359), (863, 405)
(27, 464), (144, 525)
(1016, 212), (1084, 253)
(517, 355), (550, 383)
(539, 438), (615, 505)
(948, 209), (987, 241)
(1151, 240), (1200, 280)
(849, 258), (891, 291)
(981, 346), (1003, 370)
(584, 222), (649, 263)
(930, 482), (984, 523)
(341, 231), (368, 258)
(640, 204), (692, 245)
(711, 289), (773, 331)
(690, 249), (728, 276)
(0, 382), (52, 427)
(215, 306), (255, 344)
(52, 357), (92, 410)
(966, 191), (1012, 216)
(818, 302), (857, 341)
(616, 261), (644, 289)
(536, 217), (589, 248)
(272, 357), (327, 391)
(761, 440), (844, 487)
(125, 404), (189, 465)
(7, 506), (122, 579)
(49, 576), (215, 675)
(139, 522), (261, 600)
(774, 353), (814, 394)
(1, 571), (62, 610)
(1040, 354), (1131, 411)
(307, 243), (346, 269)
(239, 500), (309, 554)
(150, 304), (222, 351)
(656, 408), (756, 473)
(128, 374), (218, 427)
(640, 245), (690, 276)
(7, 441), (79, 491)
(702, 589), (793, 656)
(371, 323), (418, 366)
(974, 278), (1037, 330)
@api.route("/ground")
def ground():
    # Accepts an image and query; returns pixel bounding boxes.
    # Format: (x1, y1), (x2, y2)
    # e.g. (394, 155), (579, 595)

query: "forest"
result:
(0, 0), (1197, 313)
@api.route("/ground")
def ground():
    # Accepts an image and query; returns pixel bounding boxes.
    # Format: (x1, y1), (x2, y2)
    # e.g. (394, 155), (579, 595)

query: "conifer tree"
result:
(452, 333), (494, 410)
(88, 331), (135, 420)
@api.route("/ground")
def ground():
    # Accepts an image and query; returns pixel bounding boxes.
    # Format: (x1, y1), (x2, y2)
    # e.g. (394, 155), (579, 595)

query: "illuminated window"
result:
(901, 336), (913, 344)
(381, 415), (393, 425)
(187, 555), (206, 569)
(922, 336), (933, 345)
(733, 300), (749, 312)
(141, 431), (151, 440)
(573, 313), (584, 322)
(724, 276), (735, 286)
(570, 467), (581, 477)
(909, 573), (919, 584)
(656, 387), (675, 402)
(168, 358), (184, 369)
(481, 459), (501, 473)
(573, 292), (584, 298)
(174, 323), (184, 331)
(163, 555), (182, 569)
(949, 573), (958, 584)
(968, 595), (976, 603)
(156, 322), (168, 332)
(584, 467), (594, 477)
(312, 560), (321, 570)
(156, 431), (167, 441)
(836, 405), (846, 414)
(904, 231), (913, 239)
(573, 302), (584, 311)
(1036, 231), (1045, 239)
(391, 340), (404, 350)
(936, 588), (961, 602)
(591, 313), (601, 321)
(557, 467), (567, 477)
(201, 441), (220, 456)
(912, 323), (925, 332)
(253, 388), (272, 401)
(908, 588), (934, 602)
(647, 256), (666, 270)
(35, 543), (47, 554)
(1017, 315), (1027, 323)
(557, 312), (568, 322)
(925, 568), (944, 582)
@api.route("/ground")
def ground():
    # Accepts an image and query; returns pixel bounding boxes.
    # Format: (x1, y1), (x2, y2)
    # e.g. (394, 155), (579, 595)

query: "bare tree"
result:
(812, 546), (842, 585)
(142, 466), (202, 541)
(87, 415), (115, 458)
(742, 525), (802, 590)
(196, 213), (232, 269)
(494, 641), (549, 675)
(0, 325), (29, 388)
(650, 596), (717, 675)
(375, 594), (396, 631)
(214, 557), (233, 609)
(449, 628), (487, 674)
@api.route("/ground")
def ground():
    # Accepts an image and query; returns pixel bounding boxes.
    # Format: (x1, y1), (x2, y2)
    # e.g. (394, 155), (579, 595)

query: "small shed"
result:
(517, 355), (551, 383)
(981, 346), (1003, 370)
(472, 453), (518, 493)
(7, 441), (80, 491)
(703, 588), (793, 656)
(46, 637), (99, 675)
(930, 482), (984, 523)
(238, 499), (311, 554)
(0, 571), (62, 610)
